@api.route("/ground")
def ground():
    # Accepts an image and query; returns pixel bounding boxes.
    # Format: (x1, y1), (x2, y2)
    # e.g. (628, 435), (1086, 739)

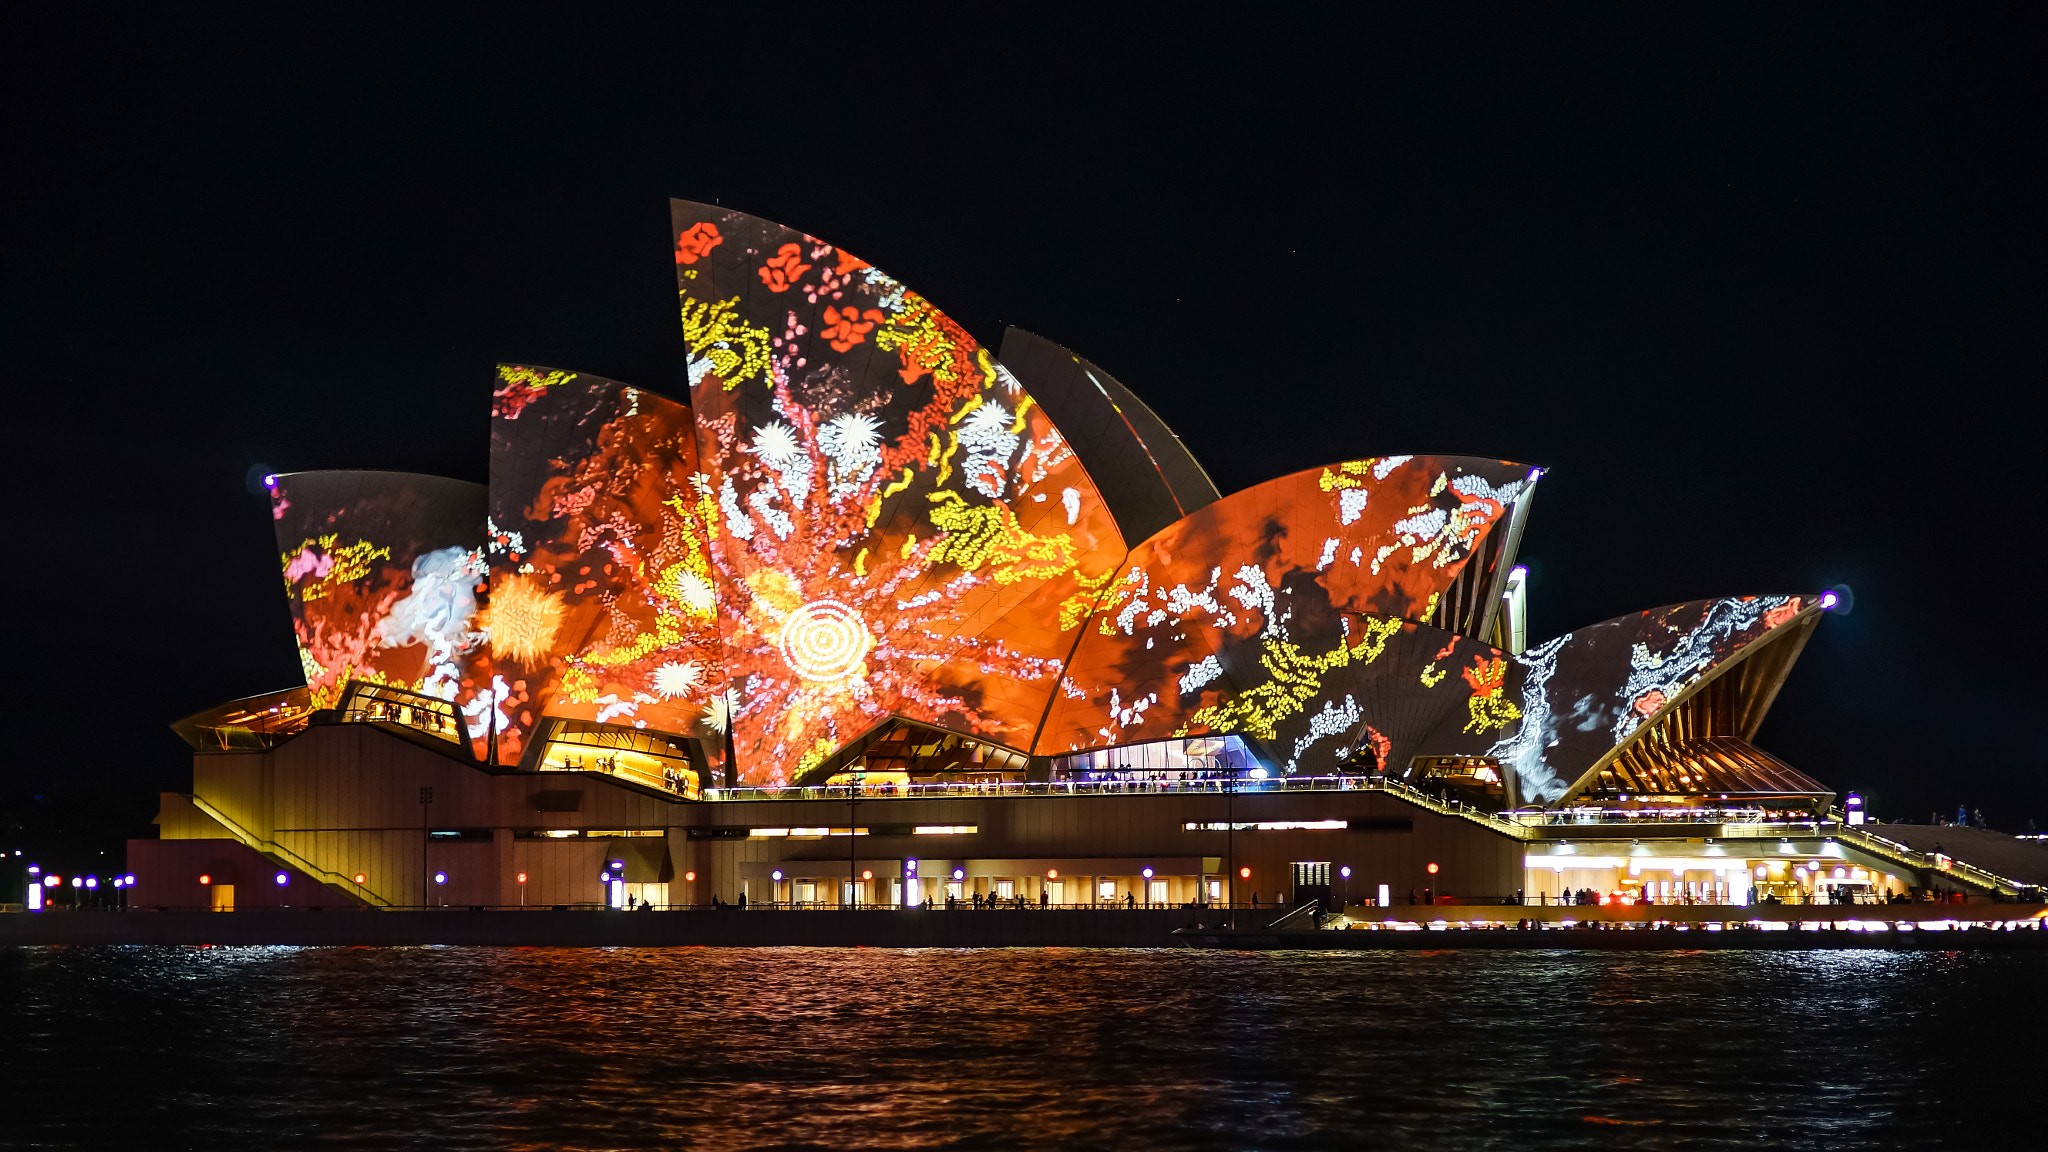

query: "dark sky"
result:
(5, 7), (2042, 825)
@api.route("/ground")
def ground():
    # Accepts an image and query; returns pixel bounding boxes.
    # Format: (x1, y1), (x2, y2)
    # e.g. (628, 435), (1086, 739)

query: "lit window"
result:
(912, 825), (978, 835)
(996, 880), (1015, 899)
(1098, 881), (1117, 899)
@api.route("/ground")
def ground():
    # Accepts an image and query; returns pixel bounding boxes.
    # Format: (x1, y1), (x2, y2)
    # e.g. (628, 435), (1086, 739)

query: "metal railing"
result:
(701, 773), (1531, 836)
(185, 793), (394, 908)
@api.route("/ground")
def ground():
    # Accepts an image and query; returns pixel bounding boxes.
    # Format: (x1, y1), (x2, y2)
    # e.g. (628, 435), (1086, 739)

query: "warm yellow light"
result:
(481, 574), (566, 664)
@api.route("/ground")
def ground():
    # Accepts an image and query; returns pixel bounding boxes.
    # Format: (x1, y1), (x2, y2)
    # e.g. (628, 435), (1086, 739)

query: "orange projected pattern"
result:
(1039, 457), (1535, 757)
(672, 203), (1128, 784)
(269, 472), (486, 712)
(481, 367), (723, 765)
(1475, 594), (1820, 803)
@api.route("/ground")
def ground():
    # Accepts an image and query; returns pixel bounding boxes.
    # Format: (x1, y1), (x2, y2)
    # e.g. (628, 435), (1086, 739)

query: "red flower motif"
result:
(1764, 602), (1799, 629)
(834, 248), (870, 276)
(822, 305), (884, 352)
(1632, 688), (1667, 717)
(1460, 655), (1508, 694)
(675, 222), (722, 265)
(758, 243), (812, 292)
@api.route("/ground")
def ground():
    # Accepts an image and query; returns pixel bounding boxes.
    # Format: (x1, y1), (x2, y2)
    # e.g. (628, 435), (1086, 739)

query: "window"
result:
(795, 882), (817, 904)
(1292, 862), (1331, 887)
(1098, 880), (1117, 899)
(995, 880), (1015, 899)
(1206, 879), (1222, 901)
(1149, 880), (1169, 904)
(945, 881), (964, 900)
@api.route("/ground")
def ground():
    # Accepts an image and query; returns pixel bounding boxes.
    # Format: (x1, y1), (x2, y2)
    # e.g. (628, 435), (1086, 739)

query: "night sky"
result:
(5, 8), (2042, 829)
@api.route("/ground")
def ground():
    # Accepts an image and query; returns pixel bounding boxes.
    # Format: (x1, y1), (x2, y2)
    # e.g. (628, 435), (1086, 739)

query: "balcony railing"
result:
(700, 773), (1531, 835)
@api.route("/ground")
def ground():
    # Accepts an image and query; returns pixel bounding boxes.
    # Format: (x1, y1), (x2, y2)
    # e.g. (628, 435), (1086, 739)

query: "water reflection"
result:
(1, 947), (2040, 1149)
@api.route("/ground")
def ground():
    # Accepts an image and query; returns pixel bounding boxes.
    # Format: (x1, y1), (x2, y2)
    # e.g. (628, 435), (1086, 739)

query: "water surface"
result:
(2, 946), (2039, 1149)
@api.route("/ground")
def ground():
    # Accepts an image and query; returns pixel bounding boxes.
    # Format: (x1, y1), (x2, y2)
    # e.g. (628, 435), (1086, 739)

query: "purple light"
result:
(263, 474), (277, 488)
(433, 871), (448, 885)
(1821, 592), (1838, 609)
(274, 871), (290, 886)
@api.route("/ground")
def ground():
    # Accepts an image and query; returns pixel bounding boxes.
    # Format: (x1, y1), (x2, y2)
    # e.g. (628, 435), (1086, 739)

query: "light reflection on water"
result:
(1, 946), (2040, 1150)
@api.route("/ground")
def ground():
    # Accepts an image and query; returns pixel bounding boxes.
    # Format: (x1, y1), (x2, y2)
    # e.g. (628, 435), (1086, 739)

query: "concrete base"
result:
(0, 908), (1198, 948)
(1177, 924), (2048, 950)
(11, 907), (2046, 950)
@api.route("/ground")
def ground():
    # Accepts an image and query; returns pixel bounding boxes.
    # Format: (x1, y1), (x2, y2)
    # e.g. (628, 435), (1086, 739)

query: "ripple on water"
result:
(0, 946), (2041, 1150)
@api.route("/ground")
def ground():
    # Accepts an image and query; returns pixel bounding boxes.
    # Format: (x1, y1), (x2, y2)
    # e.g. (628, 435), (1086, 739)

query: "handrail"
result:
(1835, 824), (2028, 895)
(701, 772), (1533, 837)
(185, 793), (394, 908)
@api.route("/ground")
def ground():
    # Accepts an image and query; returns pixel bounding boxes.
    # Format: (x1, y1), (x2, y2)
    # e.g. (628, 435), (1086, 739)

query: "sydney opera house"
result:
(120, 201), (1980, 918)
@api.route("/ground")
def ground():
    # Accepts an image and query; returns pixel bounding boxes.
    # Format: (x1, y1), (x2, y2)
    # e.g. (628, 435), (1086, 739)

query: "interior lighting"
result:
(26, 865), (38, 875)
(1240, 867), (1251, 879)
(772, 870), (783, 881)
(197, 874), (208, 886)
(684, 871), (697, 882)
(953, 869), (965, 881)
(1427, 863), (1439, 875)
(433, 871), (448, 885)
(861, 870), (873, 881)
(1142, 867), (1154, 879)
(1249, 768), (1269, 780)
(273, 872), (290, 887)
(354, 873), (368, 884)
(912, 825), (977, 835)
(1046, 868), (1058, 879)
(905, 859), (918, 873)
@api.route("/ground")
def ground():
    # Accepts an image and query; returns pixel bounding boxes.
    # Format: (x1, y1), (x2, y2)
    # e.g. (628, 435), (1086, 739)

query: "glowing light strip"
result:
(1182, 820), (1349, 831)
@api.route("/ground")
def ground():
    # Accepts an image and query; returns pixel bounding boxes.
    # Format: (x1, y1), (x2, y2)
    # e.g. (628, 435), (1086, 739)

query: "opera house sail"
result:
(145, 200), (1894, 919)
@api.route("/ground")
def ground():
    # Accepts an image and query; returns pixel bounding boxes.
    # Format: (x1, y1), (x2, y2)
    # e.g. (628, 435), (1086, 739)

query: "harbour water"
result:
(2, 946), (2040, 1149)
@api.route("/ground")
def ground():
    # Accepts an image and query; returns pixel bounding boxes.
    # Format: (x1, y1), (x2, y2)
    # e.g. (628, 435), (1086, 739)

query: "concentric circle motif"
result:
(779, 599), (872, 684)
